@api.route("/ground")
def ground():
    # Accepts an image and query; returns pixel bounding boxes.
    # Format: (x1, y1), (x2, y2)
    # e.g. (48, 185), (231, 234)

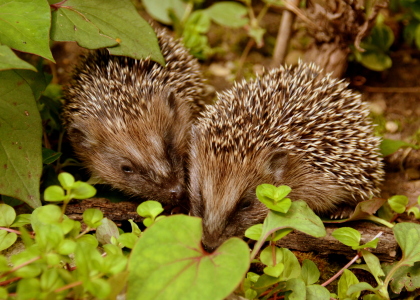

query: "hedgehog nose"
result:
(170, 185), (186, 201)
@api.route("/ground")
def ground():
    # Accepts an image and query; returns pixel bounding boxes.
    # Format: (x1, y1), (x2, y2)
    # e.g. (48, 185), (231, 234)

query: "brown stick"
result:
(272, 0), (301, 66)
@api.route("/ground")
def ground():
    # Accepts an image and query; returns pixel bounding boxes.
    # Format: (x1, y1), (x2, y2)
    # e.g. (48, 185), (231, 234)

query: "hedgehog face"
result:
(189, 141), (283, 252)
(67, 89), (192, 205)
(188, 139), (351, 252)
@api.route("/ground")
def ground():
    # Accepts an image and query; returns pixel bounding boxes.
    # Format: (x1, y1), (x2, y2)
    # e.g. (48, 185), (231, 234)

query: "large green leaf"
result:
(0, 45), (36, 71)
(50, 0), (164, 64)
(262, 201), (326, 239)
(0, 0), (54, 62)
(0, 70), (43, 208)
(393, 222), (420, 266)
(127, 215), (250, 300)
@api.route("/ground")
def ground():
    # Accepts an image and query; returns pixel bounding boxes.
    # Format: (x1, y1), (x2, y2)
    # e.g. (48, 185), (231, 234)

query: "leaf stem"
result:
(0, 256), (41, 279)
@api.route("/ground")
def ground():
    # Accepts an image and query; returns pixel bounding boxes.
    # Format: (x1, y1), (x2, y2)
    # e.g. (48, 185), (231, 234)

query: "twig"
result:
(321, 232), (384, 287)
(272, 0), (300, 66)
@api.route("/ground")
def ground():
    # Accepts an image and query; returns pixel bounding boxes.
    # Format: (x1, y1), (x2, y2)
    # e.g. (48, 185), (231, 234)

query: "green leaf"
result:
(118, 233), (138, 249)
(0, 45), (37, 71)
(388, 262), (420, 293)
(102, 254), (128, 275)
(332, 227), (361, 248)
(0, 287), (7, 300)
(260, 200), (326, 241)
(96, 218), (119, 245)
(285, 278), (306, 299)
(40, 268), (64, 294)
(388, 195), (409, 214)
(0, 0), (54, 62)
(301, 259), (320, 285)
(50, 0), (164, 64)
(42, 147), (62, 164)
(257, 184), (292, 203)
(44, 185), (66, 202)
(370, 23), (394, 50)
(338, 269), (360, 299)
(58, 172), (75, 190)
(244, 223), (262, 240)
(85, 277), (111, 299)
(136, 200), (164, 219)
(31, 205), (62, 233)
(263, 263), (284, 278)
(74, 241), (103, 278)
(205, 2), (249, 28)
(407, 206), (420, 218)
(128, 219), (141, 236)
(380, 138), (417, 156)
(11, 214), (31, 227)
(35, 224), (64, 252)
(357, 50), (392, 71)
(128, 215), (250, 300)
(393, 222), (420, 266)
(361, 250), (385, 285)
(0, 70), (43, 208)
(17, 278), (41, 297)
(57, 239), (77, 255)
(360, 238), (379, 250)
(260, 245), (282, 266)
(346, 282), (376, 295)
(0, 203), (16, 226)
(70, 181), (96, 199)
(306, 285), (331, 300)
(83, 208), (103, 228)
(0, 230), (17, 251)
(77, 234), (99, 247)
(256, 184), (292, 212)
(280, 248), (301, 280)
(142, 0), (187, 25)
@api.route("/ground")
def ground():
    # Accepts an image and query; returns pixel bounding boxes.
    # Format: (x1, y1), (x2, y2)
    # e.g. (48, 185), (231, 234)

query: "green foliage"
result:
(128, 215), (250, 300)
(1, 182), (420, 299)
(0, 0), (164, 208)
(332, 227), (379, 250)
(380, 138), (418, 157)
(136, 200), (165, 227)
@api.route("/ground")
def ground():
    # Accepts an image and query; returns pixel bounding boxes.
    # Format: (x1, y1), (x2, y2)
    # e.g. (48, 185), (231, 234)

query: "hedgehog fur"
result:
(188, 62), (384, 251)
(63, 27), (205, 205)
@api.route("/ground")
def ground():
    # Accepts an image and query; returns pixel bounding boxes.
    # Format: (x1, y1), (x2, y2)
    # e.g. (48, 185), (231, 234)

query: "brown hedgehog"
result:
(63, 28), (205, 205)
(189, 62), (384, 251)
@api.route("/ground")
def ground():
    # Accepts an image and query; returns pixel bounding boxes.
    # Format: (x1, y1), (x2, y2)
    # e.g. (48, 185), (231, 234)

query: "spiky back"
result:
(63, 27), (205, 127)
(195, 62), (384, 200)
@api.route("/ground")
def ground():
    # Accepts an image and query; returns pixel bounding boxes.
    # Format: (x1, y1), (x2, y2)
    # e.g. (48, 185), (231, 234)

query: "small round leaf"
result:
(44, 185), (66, 202)
(58, 172), (75, 190)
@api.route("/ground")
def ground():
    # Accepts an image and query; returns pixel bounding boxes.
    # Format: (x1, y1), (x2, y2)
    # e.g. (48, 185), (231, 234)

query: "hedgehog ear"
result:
(67, 126), (91, 151)
(267, 150), (289, 182)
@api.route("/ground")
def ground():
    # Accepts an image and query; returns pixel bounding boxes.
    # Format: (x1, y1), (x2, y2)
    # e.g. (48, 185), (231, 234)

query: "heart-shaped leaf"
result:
(128, 215), (250, 300)
(263, 263), (284, 278)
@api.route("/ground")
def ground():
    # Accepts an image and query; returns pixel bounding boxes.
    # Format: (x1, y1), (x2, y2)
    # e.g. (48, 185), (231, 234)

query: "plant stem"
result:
(0, 256), (41, 279)
(272, 0), (300, 66)
(321, 253), (361, 287)
(364, 215), (394, 228)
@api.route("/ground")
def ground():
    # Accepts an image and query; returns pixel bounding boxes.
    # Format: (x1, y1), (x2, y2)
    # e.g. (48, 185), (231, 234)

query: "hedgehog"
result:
(63, 27), (205, 205)
(188, 62), (384, 251)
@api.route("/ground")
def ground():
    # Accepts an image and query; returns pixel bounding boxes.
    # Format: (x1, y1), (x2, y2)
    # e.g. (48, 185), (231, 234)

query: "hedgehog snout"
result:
(169, 184), (187, 202)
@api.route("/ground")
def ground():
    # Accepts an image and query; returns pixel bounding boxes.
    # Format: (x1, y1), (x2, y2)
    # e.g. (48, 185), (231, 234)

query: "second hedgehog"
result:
(63, 28), (205, 205)
(189, 62), (384, 251)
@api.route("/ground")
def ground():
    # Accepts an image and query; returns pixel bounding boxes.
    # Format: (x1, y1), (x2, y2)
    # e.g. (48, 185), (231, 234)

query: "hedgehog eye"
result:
(121, 165), (134, 174)
(238, 199), (252, 210)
